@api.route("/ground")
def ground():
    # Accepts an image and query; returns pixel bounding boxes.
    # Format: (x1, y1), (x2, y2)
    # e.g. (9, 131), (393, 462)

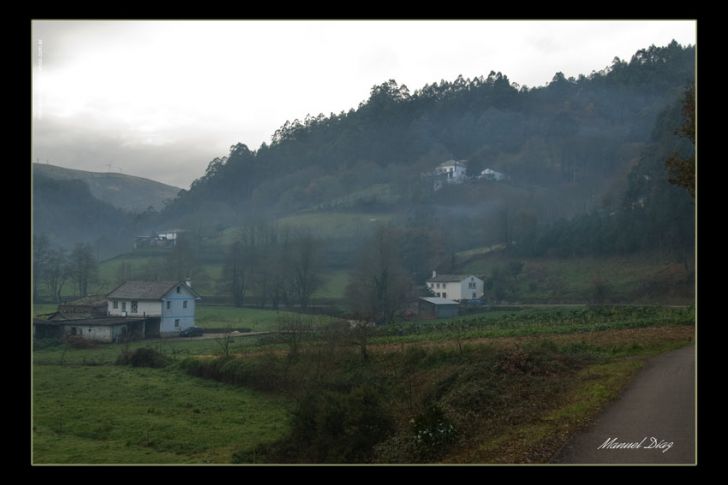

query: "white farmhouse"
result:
(426, 271), (484, 301)
(434, 160), (468, 184)
(479, 168), (507, 181)
(107, 280), (201, 337)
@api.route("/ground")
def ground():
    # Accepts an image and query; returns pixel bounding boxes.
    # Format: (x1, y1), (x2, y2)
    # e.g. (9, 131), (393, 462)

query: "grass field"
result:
(277, 211), (396, 239)
(33, 329), (277, 367)
(196, 305), (336, 332)
(33, 301), (335, 335)
(372, 305), (695, 345)
(313, 270), (349, 300)
(33, 238), (692, 308)
(32, 304), (695, 463)
(33, 364), (290, 464)
(180, 317), (694, 463)
(459, 252), (694, 304)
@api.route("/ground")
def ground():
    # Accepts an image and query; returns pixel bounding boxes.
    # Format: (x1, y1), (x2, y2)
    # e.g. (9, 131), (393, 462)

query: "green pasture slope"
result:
(459, 252), (694, 304)
(32, 304), (694, 464)
(196, 305), (336, 332)
(33, 364), (290, 464)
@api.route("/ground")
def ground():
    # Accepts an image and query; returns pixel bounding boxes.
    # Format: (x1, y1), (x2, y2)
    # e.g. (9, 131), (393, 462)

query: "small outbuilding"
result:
(418, 297), (459, 319)
(33, 316), (151, 343)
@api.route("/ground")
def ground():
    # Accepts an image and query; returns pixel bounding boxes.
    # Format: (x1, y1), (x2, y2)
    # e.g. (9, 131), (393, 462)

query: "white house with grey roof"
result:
(106, 280), (201, 337)
(426, 271), (484, 301)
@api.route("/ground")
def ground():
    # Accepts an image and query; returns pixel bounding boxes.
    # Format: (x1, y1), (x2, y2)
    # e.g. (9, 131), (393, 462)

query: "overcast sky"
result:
(31, 20), (696, 188)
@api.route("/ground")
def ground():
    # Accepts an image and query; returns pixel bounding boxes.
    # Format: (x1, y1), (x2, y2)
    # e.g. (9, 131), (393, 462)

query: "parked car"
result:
(179, 326), (204, 337)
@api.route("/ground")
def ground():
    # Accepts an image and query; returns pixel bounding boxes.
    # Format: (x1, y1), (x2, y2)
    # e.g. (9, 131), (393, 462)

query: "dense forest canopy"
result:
(163, 41), (694, 227)
(513, 88), (695, 265)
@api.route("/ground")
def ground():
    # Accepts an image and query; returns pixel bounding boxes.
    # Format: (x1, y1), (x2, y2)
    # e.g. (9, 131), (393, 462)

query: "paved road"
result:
(552, 344), (695, 464)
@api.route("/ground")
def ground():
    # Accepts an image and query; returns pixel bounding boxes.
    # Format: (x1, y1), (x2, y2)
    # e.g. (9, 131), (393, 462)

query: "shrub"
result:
(411, 404), (457, 460)
(276, 384), (395, 463)
(64, 335), (98, 349)
(116, 347), (169, 368)
(33, 337), (62, 350)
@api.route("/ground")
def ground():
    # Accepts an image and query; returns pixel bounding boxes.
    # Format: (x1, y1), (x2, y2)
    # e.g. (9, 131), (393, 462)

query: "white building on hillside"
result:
(434, 160), (468, 185)
(426, 271), (484, 301)
(479, 168), (508, 181)
(107, 279), (201, 337)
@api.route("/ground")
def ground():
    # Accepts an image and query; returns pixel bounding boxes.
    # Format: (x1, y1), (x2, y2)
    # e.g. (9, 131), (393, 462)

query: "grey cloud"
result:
(32, 116), (223, 188)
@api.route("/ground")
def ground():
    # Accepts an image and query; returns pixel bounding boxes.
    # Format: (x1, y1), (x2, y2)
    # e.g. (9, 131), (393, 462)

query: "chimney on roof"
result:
(432, 270), (437, 279)
(184, 277), (191, 288)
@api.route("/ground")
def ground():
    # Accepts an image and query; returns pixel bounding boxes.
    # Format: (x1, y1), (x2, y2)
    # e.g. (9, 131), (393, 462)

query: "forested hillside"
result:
(32, 41), (695, 305)
(514, 87), (695, 266)
(163, 41), (694, 231)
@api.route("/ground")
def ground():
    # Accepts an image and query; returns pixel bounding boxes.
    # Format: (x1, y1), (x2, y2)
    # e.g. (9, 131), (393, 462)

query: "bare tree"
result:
(215, 325), (235, 358)
(346, 226), (413, 326)
(68, 243), (98, 297)
(116, 261), (134, 285)
(345, 226), (413, 362)
(351, 320), (375, 362)
(277, 315), (312, 361)
(223, 238), (254, 307)
(44, 247), (70, 303)
(289, 233), (322, 310)
(165, 234), (204, 282)
(33, 234), (50, 302)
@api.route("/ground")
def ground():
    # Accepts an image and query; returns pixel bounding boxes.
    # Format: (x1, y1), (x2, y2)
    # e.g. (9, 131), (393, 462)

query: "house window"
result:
(443, 292), (447, 299)
(472, 292), (477, 299)
(71, 327), (77, 335)
(122, 301), (126, 312)
(436, 292), (441, 297)
(175, 319), (180, 328)
(113, 300), (118, 309)
(177, 286), (181, 293)
(166, 301), (171, 310)
(131, 301), (138, 313)
(183, 300), (188, 309)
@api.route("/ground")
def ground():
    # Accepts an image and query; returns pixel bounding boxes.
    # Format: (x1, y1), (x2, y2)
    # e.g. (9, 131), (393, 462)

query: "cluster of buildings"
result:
(36, 163), (501, 343)
(430, 160), (508, 191)
(34, 279), (201, 343)
(134, 229), (184, 249)
(34, 271), (487, 343)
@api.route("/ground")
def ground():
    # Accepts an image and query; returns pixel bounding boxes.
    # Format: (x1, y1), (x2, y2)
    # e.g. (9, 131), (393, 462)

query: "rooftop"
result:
(107, 280), (201, 300)
(34, 316), (148, 326)
(437, 159), (467, 168)
(428, 274), (474, 283)
(61, 295), (108, 307)
(419, 297), (459, 305)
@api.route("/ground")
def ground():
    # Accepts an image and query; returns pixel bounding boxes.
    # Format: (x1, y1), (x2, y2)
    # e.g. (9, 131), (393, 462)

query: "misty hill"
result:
(33, 163), (181, 212)
(33, 172), (161, 259)
(33, 172), (132, 256)
(163, 41), (694, 232)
